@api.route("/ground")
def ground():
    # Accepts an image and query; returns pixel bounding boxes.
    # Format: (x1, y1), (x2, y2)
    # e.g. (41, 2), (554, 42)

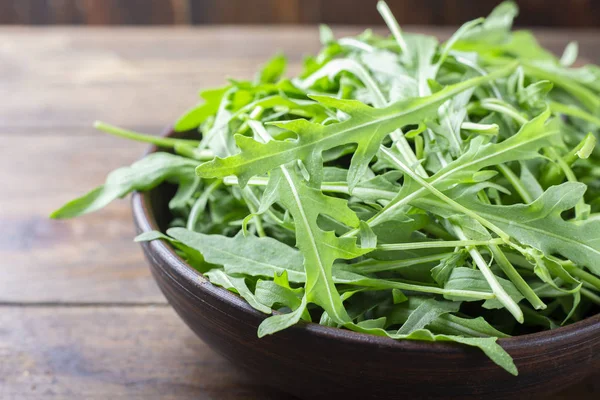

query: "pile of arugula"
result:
(52, 1), (600, 375)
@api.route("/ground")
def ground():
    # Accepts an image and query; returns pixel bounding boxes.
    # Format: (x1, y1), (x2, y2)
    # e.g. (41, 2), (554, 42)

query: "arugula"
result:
(51, 153), (198, 219)
(196, 64), (517, 190)
(52, 1), (600, 376)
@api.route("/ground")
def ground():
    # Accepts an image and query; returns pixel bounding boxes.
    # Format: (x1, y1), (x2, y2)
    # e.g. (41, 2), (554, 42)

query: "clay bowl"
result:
(131, 129), (600, 400)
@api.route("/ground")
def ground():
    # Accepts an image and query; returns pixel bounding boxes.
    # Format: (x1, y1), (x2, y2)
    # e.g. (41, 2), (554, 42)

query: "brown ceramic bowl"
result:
(131, 129), (600, 400)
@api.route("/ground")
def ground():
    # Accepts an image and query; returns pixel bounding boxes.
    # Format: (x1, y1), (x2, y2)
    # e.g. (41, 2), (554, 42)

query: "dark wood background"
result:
(1, 0), (600, 27)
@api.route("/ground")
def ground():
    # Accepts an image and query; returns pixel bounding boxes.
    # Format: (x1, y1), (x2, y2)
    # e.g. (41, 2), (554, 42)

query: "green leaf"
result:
(396, 298), (460, 335)
(175, 86), (230, 132)
(383, 297), (510, 338)
(255, 272), (311, 321)
(257, 54), (287, 84)
(457, 182), (600, 276)
(358, 221), (377, 249)
(332, 267), (495, 301)
(560, 42), (578, 67)
(259, 166), (367, 325)
(432, 250), (469, 285)
(369, 108), (560, 227)
(165, 228), (306, 283)
(51, 153), (198, 219)
(135, 230), (211, 272)
(523, 62), (600, 113)
(169, 175), (200, 212)
(196, 63), (517, 190)
(392, 289), (408, 304)
(134, 230), (171, 242)
(319, 24), (335, 45)
(434, 109), (559, 189)
(205, 269), (271, 314)
(444, 267), (524, 309)
(429, 314), (510, 338)
(348, 322), (517, 375)
(461, 1), (518, 44)
(258, 295), (308, 337)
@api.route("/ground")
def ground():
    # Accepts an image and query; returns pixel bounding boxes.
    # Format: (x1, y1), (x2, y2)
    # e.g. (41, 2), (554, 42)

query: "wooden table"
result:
(1, 26), (598, 399)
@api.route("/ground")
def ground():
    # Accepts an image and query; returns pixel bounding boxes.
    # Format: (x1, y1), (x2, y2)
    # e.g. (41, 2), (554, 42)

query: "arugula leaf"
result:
(348, 323), (517, 375)
(444, 267), (524, 308)
(455, 182), (600, 275)
(196, 63), (517, 190)
(396, 297), (460, 334)
(256, 54), (287, 84)
(166, 228), (306, 283)
(461, 1), (518, 44)
(204, 269), (271, 314)
(134, 230), (211, 271)
(258, 166), (367, 329)
(51, 153), (198, 219)
(368, 109), (560, 227)
(175, 86), (231, 132)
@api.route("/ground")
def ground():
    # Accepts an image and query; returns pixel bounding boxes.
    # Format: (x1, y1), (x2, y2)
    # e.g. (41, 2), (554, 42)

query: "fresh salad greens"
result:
(52, 1), (600, 375)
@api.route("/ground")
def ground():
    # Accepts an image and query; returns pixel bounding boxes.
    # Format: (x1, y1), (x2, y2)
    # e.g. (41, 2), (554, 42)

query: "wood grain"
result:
(0, 132), (164, 303)
(0, 306), (298, 399)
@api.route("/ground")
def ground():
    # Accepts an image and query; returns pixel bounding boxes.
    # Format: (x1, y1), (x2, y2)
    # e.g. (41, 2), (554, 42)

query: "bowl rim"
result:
(132, 127), (600, 354)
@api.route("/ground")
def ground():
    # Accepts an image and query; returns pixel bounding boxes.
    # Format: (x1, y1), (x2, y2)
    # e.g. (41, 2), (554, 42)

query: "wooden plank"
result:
(0, 306), (298, 399)
(0, 84), (201, 129)
(0, 132), (164, 303)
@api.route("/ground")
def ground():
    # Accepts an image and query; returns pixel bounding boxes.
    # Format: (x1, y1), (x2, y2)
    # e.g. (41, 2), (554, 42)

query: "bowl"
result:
(131, 128), (600, 400)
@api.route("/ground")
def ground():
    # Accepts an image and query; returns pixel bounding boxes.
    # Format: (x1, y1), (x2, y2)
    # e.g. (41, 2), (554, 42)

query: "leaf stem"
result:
(562, 263), (600, 292)
(242, 187), (266, 237)
(380, 147), (510, 241)
(376, 1), (408, 54)
(350, 278), (496, 300)
(581, 288), (600, 305)
(454, 230), (524, 323)
(546, 147), (588, 219)
(477, 99), (529, 125)
(488, 244), (546, 310)
(174, 143), (215, 161)
(94, 121), (201, 148)
(497, 163), (533, 203)
(187, 180), (222, 231)
(376, 239), (504, 252)
(352, 253), (451, 274)
(550, 101), (600, 126)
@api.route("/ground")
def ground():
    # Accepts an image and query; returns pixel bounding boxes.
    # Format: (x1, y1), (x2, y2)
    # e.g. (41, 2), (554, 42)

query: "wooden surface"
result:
(1, 0), (600, 27)
(0, 26), (598, 399)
